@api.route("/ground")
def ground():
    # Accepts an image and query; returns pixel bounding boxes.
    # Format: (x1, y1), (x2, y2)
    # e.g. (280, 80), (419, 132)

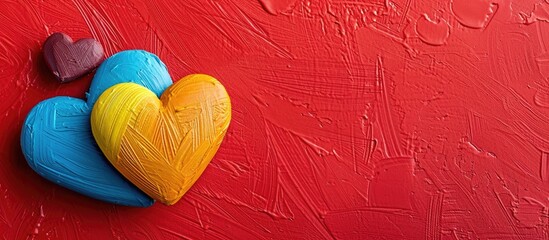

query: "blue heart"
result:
(21, 50), (172, 207)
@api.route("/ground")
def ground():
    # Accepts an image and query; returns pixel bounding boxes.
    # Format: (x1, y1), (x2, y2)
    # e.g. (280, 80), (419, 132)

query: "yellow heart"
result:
(91, 74), (231, 205)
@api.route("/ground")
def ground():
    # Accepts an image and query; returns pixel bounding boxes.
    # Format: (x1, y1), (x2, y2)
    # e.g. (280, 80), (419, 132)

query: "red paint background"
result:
(2, 0), (549, 239)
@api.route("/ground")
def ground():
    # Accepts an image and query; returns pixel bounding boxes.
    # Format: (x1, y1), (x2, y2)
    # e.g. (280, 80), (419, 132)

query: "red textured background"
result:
(2, 0), (549, 239)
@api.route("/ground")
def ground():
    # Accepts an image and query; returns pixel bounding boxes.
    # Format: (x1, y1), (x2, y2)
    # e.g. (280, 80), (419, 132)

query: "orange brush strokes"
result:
(91, 74), (231, 205)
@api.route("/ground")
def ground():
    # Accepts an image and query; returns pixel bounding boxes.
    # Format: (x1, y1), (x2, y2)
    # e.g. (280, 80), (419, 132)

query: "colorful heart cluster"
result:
(21, 33), (231, 207)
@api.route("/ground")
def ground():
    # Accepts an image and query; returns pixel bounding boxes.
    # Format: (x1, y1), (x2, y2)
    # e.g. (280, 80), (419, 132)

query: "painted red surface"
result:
(1, 0), (549, 239)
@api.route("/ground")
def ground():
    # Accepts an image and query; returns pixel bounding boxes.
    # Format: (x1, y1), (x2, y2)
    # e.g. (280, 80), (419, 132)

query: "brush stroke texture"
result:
(42, 32), (104, 82)
(91, 75), (231, 205)
(2, 0), (549, 239)
(20, 50), (173, 207)
(21, 97), (153, 207)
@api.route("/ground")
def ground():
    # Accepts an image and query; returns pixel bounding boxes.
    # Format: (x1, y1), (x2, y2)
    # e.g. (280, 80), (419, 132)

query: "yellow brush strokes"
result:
(91, 74), (231, 205)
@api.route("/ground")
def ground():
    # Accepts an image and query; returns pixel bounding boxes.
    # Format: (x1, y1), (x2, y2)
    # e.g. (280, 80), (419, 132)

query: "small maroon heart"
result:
(43, 33), (104, 83)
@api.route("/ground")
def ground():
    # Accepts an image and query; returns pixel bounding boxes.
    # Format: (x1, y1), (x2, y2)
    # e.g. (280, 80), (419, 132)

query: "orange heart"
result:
(91, 74), (231, 205)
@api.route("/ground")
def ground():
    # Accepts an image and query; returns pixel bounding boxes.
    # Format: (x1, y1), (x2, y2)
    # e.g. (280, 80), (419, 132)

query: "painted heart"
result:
(91, 74), (232, 205)
(21, 50), (172, 206)
(43, 32), (104, 82)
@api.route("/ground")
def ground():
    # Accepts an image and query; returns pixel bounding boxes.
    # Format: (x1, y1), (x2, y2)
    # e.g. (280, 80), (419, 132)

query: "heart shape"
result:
(43, 32), (104, 82)
(21, 50), (172, 206)
(91, 74), (231, 205)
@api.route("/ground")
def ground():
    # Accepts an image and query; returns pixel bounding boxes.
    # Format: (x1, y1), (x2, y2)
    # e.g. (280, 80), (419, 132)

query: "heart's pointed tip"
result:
(123, 198), (155, 208)
(58, 77), (74, 83)
(57, 71), (86, 83)
(159, 198), (180, 206)
(144, 200), (156, 207)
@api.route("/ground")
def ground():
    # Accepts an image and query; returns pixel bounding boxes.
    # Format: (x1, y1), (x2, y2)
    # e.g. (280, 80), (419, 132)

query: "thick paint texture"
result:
(21, 50), (172, 207)
(3, 0), (549, 239)
(451, 0), (497, 29)
(91, 75), (231, 205)
(42, 32), (104, 83)
(21, 97), (153, 207)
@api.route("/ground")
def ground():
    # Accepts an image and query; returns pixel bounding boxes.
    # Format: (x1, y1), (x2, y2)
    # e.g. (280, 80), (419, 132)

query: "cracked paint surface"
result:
(1, 0), (549, 239)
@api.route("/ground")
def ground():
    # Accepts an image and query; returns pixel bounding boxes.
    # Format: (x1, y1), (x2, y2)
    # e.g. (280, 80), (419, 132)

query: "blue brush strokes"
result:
(21, 50), (172, 207)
